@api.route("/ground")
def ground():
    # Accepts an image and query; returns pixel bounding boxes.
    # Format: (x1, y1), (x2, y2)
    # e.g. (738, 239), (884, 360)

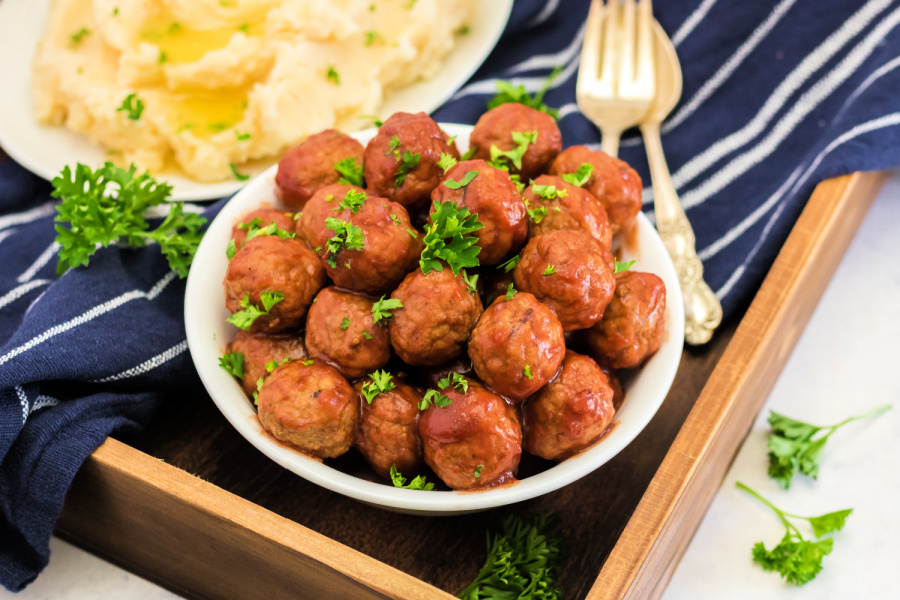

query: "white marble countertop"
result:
(3, 171), (898, 600)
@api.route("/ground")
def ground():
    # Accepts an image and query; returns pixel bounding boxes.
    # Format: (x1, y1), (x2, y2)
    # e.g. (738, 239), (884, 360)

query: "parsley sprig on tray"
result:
(52, 162), (206, 277)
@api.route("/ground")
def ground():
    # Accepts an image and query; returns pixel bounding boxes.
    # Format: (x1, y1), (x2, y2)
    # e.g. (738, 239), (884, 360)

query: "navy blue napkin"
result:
(3, 0), (900, 591)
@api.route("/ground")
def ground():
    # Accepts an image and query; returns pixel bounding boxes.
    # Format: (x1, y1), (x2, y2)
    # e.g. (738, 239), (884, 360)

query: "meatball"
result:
(389, 268), (483, 366)
(231, 208), (296, 250)
(305, 287), (390, 379)
(364, 112), (459, 210)
(295, 184), (366, 251)
(320, 195), (421, 294)
(275, 130), (365, 211)
(602, 366), (626, 411)
(513, 230), (615, 331)
(257, 360), (358, 459)
(523, 351), (616, 461)
(524, 175), (613, 250)
(418, 379), (522, 490)
(430, 160), (527, 265)
(470, 103), (562, 180)
(584, 271), (667, 369)
(228, 330), (308, 397)
(225, 235), (326, 333)
(468, 291), (566, 402)
(549, 145), (642, 233)
(354, 378), (424, 479)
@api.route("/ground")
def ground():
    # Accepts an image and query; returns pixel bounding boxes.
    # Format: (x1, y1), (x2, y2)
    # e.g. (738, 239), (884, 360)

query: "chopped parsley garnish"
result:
(418, 388), (452, 410)
(505, 283), (517, 300)
(737, 482), (852, 586)
(230, 163), (250, 181)
(226, 291), (284, 330)
(241, 219), (296, 243)
(438, 371), (468, 393)
(385, 135), (401, 156)
(543, 265), (556, 276)
(614, 259), (636, 274)
(265, 357), (293, 373)
(372, 295), (403, 325)
(70, 27), (91, 47)
(116, 93), (144, 120)
(403, 0), (419, 8)
(462, 270), (479, 294)
(389, 213), (401, 225)
(364, 31), (384, 46)
(300, 360), (314, 366)
(527, 204), (548, 223)
(226, 239), (237, 260)
(474, 465), (483, 477)
(561, 162), (594, 186)
(406, 228), (418, 239)
(458, 24), (471, 35)
(486, 66), (562, 119)
(253, 376), (264, 404)
(359, 115), (383, 128)
(52, 162), (205, 277)
(339, 317), (351, 330)
(218, 351), (244, 378)
(498, 255), (520, 272)
(363, 330), (373, 339)
(489, 131), (538, 171)
(336, 189), (367, 213)
(460, 147), (477, 161)
(207, 122), (229, 132)
(326, 66), (340, 85)
(523, 365), (534, 379)
(335, 158), (365, 188)
(419, 200), (484, 275)
(443, 170), (479, 190)
(390, 465), (434, 490)
(235, 131), (251, 141)
(438, 153), (458, 173)
(394, 150), (421, 188)
(324, 217), (365, 268)
(531, 184), (568, 200)
(361, 370), (396, 403)
(158, 50), (168, 64)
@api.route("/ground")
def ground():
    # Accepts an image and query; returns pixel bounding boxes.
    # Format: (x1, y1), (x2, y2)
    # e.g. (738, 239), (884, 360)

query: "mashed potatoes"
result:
(33, 0), (474, 182)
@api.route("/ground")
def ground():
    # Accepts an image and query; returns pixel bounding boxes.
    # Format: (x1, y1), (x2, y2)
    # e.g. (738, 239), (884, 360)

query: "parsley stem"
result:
(735, 482), (796, 532)
(823, 403), (891, 431)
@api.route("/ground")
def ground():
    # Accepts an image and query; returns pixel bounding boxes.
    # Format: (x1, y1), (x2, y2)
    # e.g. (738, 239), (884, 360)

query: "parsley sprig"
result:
(52, 163), (206, 277)
(443, 170), (479, 190)
(226, 291), (284, 330)
(458, 515), (564, 600)
(372, 296), (403, 325)
(486, 66), (562, 119)
(737, 482), (851, 586)
(561, 163), (594, 187)
(418, 388), (451, 410)
(116, 93), (144, 120)
(218, 351), (244, 378)
(335, 158), (365, 187)
(324, 217), (365, 268)
(390, 465), (434, 491)
(531, 184), (568, 200)
(489, 131), (538, 172)
(360, 370), (396, 403)
(420, 201), (484, 275)
(438, 152), (458, 173)
(335, 189), (367, 213)
(394, 149), (420, 188)
(614, 259), (636, 274)
(240, 218), (296, 243)
(767, 405), (891, 489)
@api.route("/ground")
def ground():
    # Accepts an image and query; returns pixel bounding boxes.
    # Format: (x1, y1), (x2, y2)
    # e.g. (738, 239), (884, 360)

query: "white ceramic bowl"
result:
(184, 124), (685, 515)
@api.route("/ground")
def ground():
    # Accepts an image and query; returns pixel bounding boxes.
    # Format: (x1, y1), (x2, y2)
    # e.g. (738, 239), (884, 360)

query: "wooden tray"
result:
(48, 171), (885, 600)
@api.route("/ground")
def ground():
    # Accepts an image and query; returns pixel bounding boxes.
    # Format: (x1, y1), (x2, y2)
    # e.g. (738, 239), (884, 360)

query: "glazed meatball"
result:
(389, 268), (483, 366)
(229, 330), (308, 397)
(513, 230), (615, 331)
(430, 160), (527, 265)
(354, 378), (424, 479)
(275, 130), (365, 211)
(225, 235), (326, 333)
(320, 195), (421, 294)
(549, 145), (642, 233)
(468, 291), (566, 402)
(231, 208), (296, 250)
(295, 184), (366, 251)
(470, 103), (562, 180)
(305, 287), (390, 379)
(602, 366), (626, 411)
(523, 351), (616, 461)
(584, 271), (667, 369)
(364, 112), (459, 210)
(418, 379), (522, 490)
(257, 360), (358, 459)
(524, 175), (613, 250)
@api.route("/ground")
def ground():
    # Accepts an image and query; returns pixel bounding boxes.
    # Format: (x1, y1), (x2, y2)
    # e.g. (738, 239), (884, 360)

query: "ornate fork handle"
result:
(640, 121), (723, 345)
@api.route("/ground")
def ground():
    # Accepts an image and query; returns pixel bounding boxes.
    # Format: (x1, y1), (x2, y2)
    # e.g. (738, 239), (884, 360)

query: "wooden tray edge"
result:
(587, 171), (888, 599)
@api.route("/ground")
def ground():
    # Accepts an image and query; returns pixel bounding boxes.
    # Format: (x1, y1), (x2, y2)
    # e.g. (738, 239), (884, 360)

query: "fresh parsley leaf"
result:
(767, 405), (891, 489)
(406, 228), (418, 239)
(462, 270), (479, 294)
(226, 239), (237, 260)
(359, 115), (383, 128)
(390, 465), (434, 490)
(324, 217), (365, 268)
(420, 200), (484, 275)
(418, 388), (452, 410)
(372, 295), (403, 325)
(437, 371), (468, 393)
(116, 93), (144, 120)
(264, 357), (293, 373)
(244, 220), (296, 243)
(523, 365), (534, 379)
(531, 184), (568, 200)
(403, 0), (419, 9)
(614, 259), (636, 274)
(340, 317), (351, 330)
(226, 291), (284, 330)
(474, 465), (483, 478)
(52, 162), (205, 277)
(230, 163), (250, 181)
(460, 147), (477, 161)
(386, 135), (400, 156)
(361, 369), (396, 403)
(394, 150), (421, 188)
(505, 282), (517, 301)
(489, 131), (538, 172)
(527, 205), (548, 223)
(458, 515), (564, 600)
(70, 27), (91, 47)
(438, 153), (458, 173)
(443, 170), (479, 190)
(364, 30), (383, 46)
(336, 189), (367, 213)
(486, 66), (562, 119)
(335, 158), (365, 188)
(300, 359), (314, 366)
(737, 482), (851, 586)
(561, 162), (594, 186)
(218, 351), (244, 378)
(235, 131), (251, 141)
(543, 265), (556, 276)
(389, 213), (401, 225)
(326, 66), (340, 84)
(363, 330), (373, 339)
(498, 255), (520, 273)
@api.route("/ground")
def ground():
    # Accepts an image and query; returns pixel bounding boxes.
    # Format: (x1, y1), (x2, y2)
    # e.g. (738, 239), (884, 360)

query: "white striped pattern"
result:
(671, 0), (719, 48)
(835, 54), (900, 122)
(526, 0), (562, 29)
(29, 394), (60, 414)
(0, 230), (17, 247)
(0, 201), (56, 231)
(17, 242), (60, 283)
(507, 22), (586, 74)
(0, 270), (176, 369)
(93, 339), (188, 383)
(16, 385), (27, 424)
(0, 280), (51, 311)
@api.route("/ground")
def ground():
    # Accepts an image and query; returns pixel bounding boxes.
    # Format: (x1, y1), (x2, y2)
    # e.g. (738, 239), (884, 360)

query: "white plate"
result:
(0, 0), (512, 202)
(184, 124), (685, 515)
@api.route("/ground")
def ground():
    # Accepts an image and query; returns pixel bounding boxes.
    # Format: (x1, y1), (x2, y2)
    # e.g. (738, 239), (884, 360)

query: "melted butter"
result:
(168, 86), (250, 137)
(139, 7), (263, 65)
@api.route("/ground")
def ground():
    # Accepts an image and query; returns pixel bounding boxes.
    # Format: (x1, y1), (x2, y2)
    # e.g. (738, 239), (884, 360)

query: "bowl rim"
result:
(184, 123), (685, 513)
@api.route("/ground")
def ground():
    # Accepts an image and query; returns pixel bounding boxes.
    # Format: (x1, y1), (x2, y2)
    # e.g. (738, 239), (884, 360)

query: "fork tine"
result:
(601, 0), (618, 91)
(578, 0), (605, 93)
(635, 0), (654, 86)
(619, 0), (636, 85)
